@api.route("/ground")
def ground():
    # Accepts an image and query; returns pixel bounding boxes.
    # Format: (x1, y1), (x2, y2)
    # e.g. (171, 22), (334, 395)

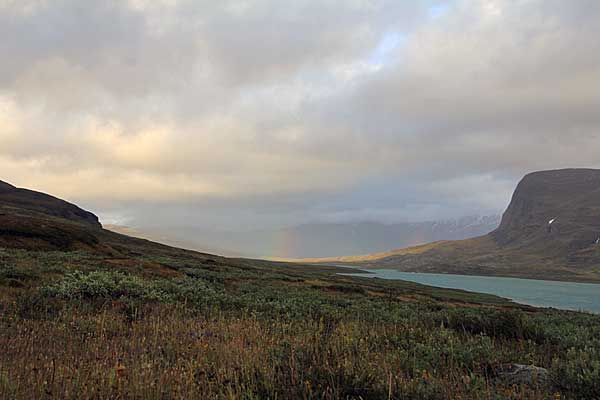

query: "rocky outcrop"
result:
(496, 363), (549, 388)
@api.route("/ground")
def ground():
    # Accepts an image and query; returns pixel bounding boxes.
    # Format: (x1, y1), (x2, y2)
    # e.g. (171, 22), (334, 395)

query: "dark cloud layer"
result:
(1, 0), (599, 229)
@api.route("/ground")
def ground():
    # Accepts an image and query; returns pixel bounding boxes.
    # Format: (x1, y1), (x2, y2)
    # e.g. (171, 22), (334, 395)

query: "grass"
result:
(1, 246), (599, 399)
(303, 235), (600, 284)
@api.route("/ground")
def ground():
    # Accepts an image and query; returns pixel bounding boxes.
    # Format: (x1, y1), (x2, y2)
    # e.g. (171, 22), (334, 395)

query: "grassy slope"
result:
(299, 235), (600, 283)
(0, 245), (598, 398)
(0, 211), (598, 398)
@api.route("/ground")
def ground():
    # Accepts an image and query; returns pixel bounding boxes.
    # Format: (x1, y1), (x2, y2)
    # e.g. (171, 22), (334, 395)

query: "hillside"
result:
(312, 169), (600, 283)
(0, 181), (107, 251)
(491, 169), (600, 250)
(0, 180), (100, 227)
(1, 179), (599, 399)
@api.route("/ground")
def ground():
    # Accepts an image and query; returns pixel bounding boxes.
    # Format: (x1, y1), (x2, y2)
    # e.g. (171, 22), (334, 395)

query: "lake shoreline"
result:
(339, 268), (600, 314)
(326, 263), (600, 284)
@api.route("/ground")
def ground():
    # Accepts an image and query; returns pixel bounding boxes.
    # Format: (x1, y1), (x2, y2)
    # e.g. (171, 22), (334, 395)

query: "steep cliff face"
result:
(491, 169), (600, 253)
(0, 180), (101, 228)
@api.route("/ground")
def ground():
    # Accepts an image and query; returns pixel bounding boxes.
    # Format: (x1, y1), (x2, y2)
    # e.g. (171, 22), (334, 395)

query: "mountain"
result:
(491, 169), (600, 251)
(0, 180), (107, 251)
(266, 216), (500, 258)
(0, 180), (101, 227)
(312, 169), (600, 283)
(118, 216), (500, 259)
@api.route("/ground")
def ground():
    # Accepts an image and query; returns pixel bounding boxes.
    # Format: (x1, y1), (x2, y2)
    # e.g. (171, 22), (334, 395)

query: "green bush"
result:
(41, 270), (220, 306)
(42, 270), (169, 301)
(443, 308), (541, 340)
(551, 347), (600, 399)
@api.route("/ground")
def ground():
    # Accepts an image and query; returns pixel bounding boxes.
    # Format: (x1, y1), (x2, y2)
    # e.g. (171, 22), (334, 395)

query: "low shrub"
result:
(41, 270), (221, 307)
(551, 347), (600, 399)
(443, 308), (541, 340)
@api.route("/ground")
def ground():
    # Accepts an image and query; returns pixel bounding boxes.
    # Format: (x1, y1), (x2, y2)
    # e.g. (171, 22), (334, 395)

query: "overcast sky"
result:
(2, 0), (600, 230)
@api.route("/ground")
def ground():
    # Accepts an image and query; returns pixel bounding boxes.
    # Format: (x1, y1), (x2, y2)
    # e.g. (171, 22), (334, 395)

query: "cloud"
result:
(1, 0), (600, 229)
(312, 0), (600, 173)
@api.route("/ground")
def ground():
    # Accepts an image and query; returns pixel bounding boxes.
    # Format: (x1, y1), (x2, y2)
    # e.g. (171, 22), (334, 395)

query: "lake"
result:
(341, 269), (600, 313)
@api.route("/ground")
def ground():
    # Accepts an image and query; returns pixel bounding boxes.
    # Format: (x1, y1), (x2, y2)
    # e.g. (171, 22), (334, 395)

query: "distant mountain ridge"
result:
(269, 216), (501, 258)
(310, 169), (600, 283)
(125, 215), (501, 259)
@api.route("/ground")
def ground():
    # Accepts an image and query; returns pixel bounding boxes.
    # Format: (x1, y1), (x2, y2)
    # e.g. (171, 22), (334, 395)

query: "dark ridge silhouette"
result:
(0, 180), (15, 190)
(0, 179), (108, 251)
(0, 180), (101, 228)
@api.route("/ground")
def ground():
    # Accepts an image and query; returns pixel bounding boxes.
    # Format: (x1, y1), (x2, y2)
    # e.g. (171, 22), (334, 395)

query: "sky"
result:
(1, 0), (600, 230)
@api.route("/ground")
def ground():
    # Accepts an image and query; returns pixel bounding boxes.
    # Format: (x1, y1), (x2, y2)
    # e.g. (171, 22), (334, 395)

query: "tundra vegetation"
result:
(0, 247), (598, 399)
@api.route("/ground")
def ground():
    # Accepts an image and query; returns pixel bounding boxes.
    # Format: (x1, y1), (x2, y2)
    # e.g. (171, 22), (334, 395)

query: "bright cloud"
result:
(1, 0), (600, 228)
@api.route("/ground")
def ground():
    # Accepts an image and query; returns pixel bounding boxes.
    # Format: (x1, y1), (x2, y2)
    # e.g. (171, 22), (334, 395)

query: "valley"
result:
(0, 178), (599, 399)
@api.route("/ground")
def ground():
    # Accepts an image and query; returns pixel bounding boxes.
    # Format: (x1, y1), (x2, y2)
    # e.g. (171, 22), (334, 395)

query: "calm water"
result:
(341, 269), (600, 313)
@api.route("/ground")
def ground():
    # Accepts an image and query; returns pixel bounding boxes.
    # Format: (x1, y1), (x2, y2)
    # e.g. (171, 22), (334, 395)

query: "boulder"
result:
(496, 363), (549, 387)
